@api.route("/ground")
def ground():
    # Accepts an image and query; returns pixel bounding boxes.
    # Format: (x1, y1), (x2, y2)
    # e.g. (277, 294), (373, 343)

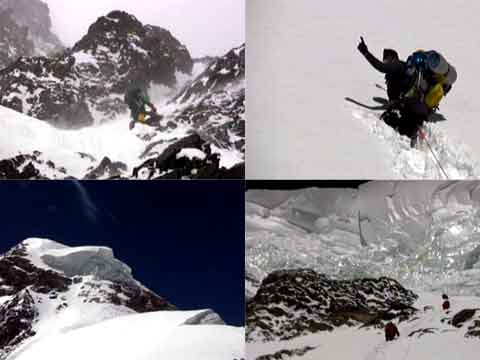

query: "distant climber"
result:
(385, 321), (400, 341)
(442, 294), (450, 310)
(357, 37), (457, 146)
(124, 88), (162, 130)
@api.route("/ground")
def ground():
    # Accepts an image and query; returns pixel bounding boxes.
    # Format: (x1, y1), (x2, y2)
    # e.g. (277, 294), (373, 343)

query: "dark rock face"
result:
(72, 10), (193, 90)
(174, 44), (244, 104)
(0, 153), (42, 179)
(452, 309), (476, 327)
(84, 156), (127, 180)
(448, 308), (480, 338)
(0, 8), (34, 69)
(0, 151), (67, 180)
(175, 88), (245, 153)
(246, 269), (418, 342)
(0, 54), (93, 127)
(256, 347), (317, 360)
(0, 290), (37, 356)
(109, 282), (176, 313)
(0, 10), (193, 127)
(0, 0), (63, 56)
(133, 133), (244, 179)
(171, 45), (245, 154)
(0, 245), (72, 295)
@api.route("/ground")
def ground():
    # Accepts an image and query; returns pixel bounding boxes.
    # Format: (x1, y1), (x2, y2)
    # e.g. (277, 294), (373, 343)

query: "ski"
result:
(344, 97), (388, 111)
(372, 96), (389, 105)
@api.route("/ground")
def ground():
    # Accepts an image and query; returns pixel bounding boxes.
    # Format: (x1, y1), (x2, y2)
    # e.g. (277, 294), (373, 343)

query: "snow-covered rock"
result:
(247, 269), (417, 342)
(0, 10), (193, 127)
(170, 44), (245, 154)
(247, 291), (480, 360)
(0, 104), (243, 179)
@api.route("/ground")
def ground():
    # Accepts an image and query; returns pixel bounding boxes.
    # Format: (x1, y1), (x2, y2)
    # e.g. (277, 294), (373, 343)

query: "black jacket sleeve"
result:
(363, 51), (404, 75)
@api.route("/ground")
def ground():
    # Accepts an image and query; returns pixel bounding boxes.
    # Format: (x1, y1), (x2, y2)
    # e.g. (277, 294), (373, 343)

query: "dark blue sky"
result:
(0, 181), (245, 326)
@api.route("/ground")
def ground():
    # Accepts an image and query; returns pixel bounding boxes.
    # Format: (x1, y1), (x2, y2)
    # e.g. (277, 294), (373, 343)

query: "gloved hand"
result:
(357, 37), (368, 55)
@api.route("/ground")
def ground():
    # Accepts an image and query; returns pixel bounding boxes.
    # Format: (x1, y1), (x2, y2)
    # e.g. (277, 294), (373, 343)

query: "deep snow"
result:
(247, 292), (480, 360)
(9, 310), (245, 360)
(247, 0), (480, 179)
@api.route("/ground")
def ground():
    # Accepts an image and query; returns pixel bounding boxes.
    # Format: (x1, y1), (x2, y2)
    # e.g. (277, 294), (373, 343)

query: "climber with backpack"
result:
(384, 321), (400, 342)
(357, 37), (457, 147)
(124, 87), (163, 130)
(442, 294), (451, 310)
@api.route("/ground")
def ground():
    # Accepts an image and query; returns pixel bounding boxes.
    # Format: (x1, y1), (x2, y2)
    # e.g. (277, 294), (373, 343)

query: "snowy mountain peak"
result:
(0, 238), (180, 358)
(0, 238), (243, 359)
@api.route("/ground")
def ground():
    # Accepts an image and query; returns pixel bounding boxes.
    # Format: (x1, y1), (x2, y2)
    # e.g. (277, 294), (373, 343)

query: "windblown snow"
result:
(247, 0), (480, 179)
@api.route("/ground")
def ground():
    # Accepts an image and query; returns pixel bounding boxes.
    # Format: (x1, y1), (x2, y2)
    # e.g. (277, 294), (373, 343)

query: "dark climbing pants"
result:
(381, 99), (429, 141)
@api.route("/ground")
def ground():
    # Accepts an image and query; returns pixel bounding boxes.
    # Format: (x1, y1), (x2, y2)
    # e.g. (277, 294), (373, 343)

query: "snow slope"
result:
(10, 310), (244, 360)
(0, 103), (194, 178)
(247, 292), (480, 360)
(247, 0), (480, 179)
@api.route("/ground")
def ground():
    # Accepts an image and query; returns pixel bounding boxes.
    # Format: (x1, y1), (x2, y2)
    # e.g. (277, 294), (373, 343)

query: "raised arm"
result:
(357, 37), (403, 74)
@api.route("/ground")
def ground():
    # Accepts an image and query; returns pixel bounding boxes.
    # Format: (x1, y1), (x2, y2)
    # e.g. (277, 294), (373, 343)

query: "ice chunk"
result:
(41, 246), (133, 283)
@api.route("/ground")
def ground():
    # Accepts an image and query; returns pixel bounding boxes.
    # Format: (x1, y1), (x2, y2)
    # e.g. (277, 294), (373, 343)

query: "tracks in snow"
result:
(348, 106), (479, 179)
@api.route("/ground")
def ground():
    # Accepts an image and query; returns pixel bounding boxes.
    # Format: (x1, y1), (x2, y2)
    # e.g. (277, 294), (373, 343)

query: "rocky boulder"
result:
(133, 133), (244, 179)
(0, 290), (38, 356)
(246, 269), (418, 342)
(0, 152), (67, 180)
(84, 156), (128, 180)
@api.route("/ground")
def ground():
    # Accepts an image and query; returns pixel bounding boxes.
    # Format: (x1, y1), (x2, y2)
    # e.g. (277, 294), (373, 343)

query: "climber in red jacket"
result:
(442, 294), (450, 310)
(385, 321), (400, 341)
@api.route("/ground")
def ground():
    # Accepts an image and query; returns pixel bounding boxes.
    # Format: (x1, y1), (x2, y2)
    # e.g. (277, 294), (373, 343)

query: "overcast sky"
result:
(43, 0), (244, 57)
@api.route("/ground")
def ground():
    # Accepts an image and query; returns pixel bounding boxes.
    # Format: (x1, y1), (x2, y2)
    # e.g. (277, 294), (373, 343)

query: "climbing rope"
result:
(418, 129), (449, 179)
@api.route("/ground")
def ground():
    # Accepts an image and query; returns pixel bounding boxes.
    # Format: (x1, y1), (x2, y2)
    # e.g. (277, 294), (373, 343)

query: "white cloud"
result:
(43, 0), (245, 57)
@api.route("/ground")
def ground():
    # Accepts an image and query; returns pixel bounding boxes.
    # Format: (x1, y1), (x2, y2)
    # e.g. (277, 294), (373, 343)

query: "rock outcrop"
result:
(246, 269), (418, 342)
(133, 133), (244, 179)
